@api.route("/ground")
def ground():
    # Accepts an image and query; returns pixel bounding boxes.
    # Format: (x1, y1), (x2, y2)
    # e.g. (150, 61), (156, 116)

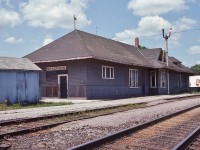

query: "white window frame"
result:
(102, 66), (114, 79)
(150, 71), (157, 88)
(160, 70), (166, 88)
(129, 69), (138, 88)
(178, 73), (182, 88)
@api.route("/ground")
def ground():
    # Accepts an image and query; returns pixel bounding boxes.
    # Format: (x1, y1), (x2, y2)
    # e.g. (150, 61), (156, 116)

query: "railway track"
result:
(0, 102), (147, 141)
(186, 132), (200, 150)
(0, 94), (196, 141)
(69, 105), (200, 150)
(0, 95), (200, 149)
(173, 126), (200, 150)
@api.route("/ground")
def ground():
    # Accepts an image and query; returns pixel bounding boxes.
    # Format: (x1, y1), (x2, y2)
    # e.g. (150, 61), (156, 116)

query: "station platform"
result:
(0, 93), (200, 121)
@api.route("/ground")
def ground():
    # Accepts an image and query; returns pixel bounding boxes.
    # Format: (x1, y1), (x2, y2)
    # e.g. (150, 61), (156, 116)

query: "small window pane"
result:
(106, 68), (109, 78)
(102, 67), (105, 78)
(111, 68), (114, 78)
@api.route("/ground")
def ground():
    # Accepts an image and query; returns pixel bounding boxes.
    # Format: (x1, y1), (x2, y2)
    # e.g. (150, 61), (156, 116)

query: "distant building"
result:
(24, 30), (195, 99)
(0, 57), (41, 104)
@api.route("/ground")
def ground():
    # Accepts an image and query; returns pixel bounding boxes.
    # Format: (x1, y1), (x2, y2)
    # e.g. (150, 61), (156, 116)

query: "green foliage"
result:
(2, 99), (9, 106)
(138, 44), (147, 49)
(190, 64), (200, 74)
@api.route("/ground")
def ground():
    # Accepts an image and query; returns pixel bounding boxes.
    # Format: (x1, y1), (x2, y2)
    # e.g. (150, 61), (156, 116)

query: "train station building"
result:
(24, 30), (195, 99)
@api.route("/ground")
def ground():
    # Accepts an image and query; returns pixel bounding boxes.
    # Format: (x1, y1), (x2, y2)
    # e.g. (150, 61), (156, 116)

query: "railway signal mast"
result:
(162, 28), (172, 95)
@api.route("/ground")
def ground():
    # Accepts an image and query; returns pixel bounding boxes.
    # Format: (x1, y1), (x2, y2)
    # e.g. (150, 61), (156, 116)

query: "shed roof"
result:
(0, 57), (41, 71)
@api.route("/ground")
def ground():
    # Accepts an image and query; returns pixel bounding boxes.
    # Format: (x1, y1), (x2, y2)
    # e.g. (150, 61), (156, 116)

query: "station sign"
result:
(46, 66), (67, 71)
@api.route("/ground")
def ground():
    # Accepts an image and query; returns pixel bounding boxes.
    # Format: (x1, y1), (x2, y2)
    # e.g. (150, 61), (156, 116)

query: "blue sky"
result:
(0, 0), (200, 67)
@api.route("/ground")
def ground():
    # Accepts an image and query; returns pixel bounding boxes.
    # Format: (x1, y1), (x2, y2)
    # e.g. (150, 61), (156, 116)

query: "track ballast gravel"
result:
(6, 97), (200, 150)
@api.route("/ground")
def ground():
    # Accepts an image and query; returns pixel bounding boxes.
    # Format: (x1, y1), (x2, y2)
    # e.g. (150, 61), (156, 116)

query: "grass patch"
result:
(51, 102), (147, 122)
(0, 101), (72, 111)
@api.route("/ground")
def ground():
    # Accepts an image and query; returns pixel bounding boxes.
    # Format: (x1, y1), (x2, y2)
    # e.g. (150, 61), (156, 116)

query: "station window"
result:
(150, 71), (156, 88)
(129, 69), (138, 88)
(178, 73), (182, 88)
(160, 70), (166, 88)
(102, 66), (114, 79)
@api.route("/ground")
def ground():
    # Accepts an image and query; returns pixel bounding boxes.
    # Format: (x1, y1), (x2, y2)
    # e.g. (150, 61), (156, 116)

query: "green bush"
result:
(2, 99), (9, 106)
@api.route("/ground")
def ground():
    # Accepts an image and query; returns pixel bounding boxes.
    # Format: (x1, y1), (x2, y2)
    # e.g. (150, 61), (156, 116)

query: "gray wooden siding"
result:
(68, 60), (87, 97)
(37, 62), (68, 97)
(169, 71), (189, 94)
(37, 59), (192, 100)
(0, 71), (39, 104)
(156, 71), (190, 95)
(86, 59), (149, 99)
(37, 60), (87, 98)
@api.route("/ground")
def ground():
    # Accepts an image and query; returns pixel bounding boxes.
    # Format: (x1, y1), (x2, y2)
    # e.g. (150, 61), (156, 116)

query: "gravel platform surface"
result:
(8, 97), (200, 150)
(0, 93), (198, 121)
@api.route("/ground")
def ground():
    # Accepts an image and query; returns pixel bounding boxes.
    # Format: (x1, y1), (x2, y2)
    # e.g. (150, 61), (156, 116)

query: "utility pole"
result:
(162, 28), (172, 95)
(74, 15), (77, 30)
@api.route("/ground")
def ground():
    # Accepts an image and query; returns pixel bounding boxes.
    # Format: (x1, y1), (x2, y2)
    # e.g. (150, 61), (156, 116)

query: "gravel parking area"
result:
(0, 93), (198, 121)
(9, 97), (200, 150)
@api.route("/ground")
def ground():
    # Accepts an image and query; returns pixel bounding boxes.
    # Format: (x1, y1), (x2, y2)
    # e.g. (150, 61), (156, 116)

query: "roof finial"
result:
(74, 15), (77, 30)
(96, 26), (98, 35)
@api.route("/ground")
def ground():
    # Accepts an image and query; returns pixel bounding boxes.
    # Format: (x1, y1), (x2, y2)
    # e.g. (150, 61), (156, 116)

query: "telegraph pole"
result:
(162, 28), (172, 95)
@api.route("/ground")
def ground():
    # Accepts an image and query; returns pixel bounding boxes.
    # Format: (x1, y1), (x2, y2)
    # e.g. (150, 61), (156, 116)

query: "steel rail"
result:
(68, 104), (200, 150)
(172, 126), (200, 150)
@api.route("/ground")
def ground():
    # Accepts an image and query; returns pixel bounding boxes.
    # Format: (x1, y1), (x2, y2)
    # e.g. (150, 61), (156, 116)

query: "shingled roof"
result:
(169, 56), (182, 63)
(139, 48), (195, 73)
(24, 29), (194, 73)
(0, 57), (41, 71)
(24, 30), (153, 68)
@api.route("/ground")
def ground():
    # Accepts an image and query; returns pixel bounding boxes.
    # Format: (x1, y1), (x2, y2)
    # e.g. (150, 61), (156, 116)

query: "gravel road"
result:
(7, 97), (200, 150)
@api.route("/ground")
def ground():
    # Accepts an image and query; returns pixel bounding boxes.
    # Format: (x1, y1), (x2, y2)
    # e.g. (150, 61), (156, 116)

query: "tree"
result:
(138, 44), (147, 49)
(191, 64), (200, 74)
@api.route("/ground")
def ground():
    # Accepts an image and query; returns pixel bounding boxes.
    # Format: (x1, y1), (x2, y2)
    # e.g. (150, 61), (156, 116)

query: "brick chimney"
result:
(135, 37), (139, 47)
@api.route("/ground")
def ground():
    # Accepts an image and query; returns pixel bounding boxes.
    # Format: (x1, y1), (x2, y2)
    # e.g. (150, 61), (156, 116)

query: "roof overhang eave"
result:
(34, 56), (93, 64)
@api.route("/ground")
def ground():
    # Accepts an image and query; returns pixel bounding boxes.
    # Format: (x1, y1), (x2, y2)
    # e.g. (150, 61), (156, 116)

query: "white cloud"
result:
(196, 61), (200, 64)
(4, 36), (23, 44)
(20, 0), (91, 29)
(43, 35), (53, 46)
(113, 16), (196, 45)
(187, 46), (200, 54)
(174, 17), (197, 32)
(128, 0), (187, 16)
(0, 8), (21, 28)
(0, 0), (12, 7)
(113, 16), (171, 43)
